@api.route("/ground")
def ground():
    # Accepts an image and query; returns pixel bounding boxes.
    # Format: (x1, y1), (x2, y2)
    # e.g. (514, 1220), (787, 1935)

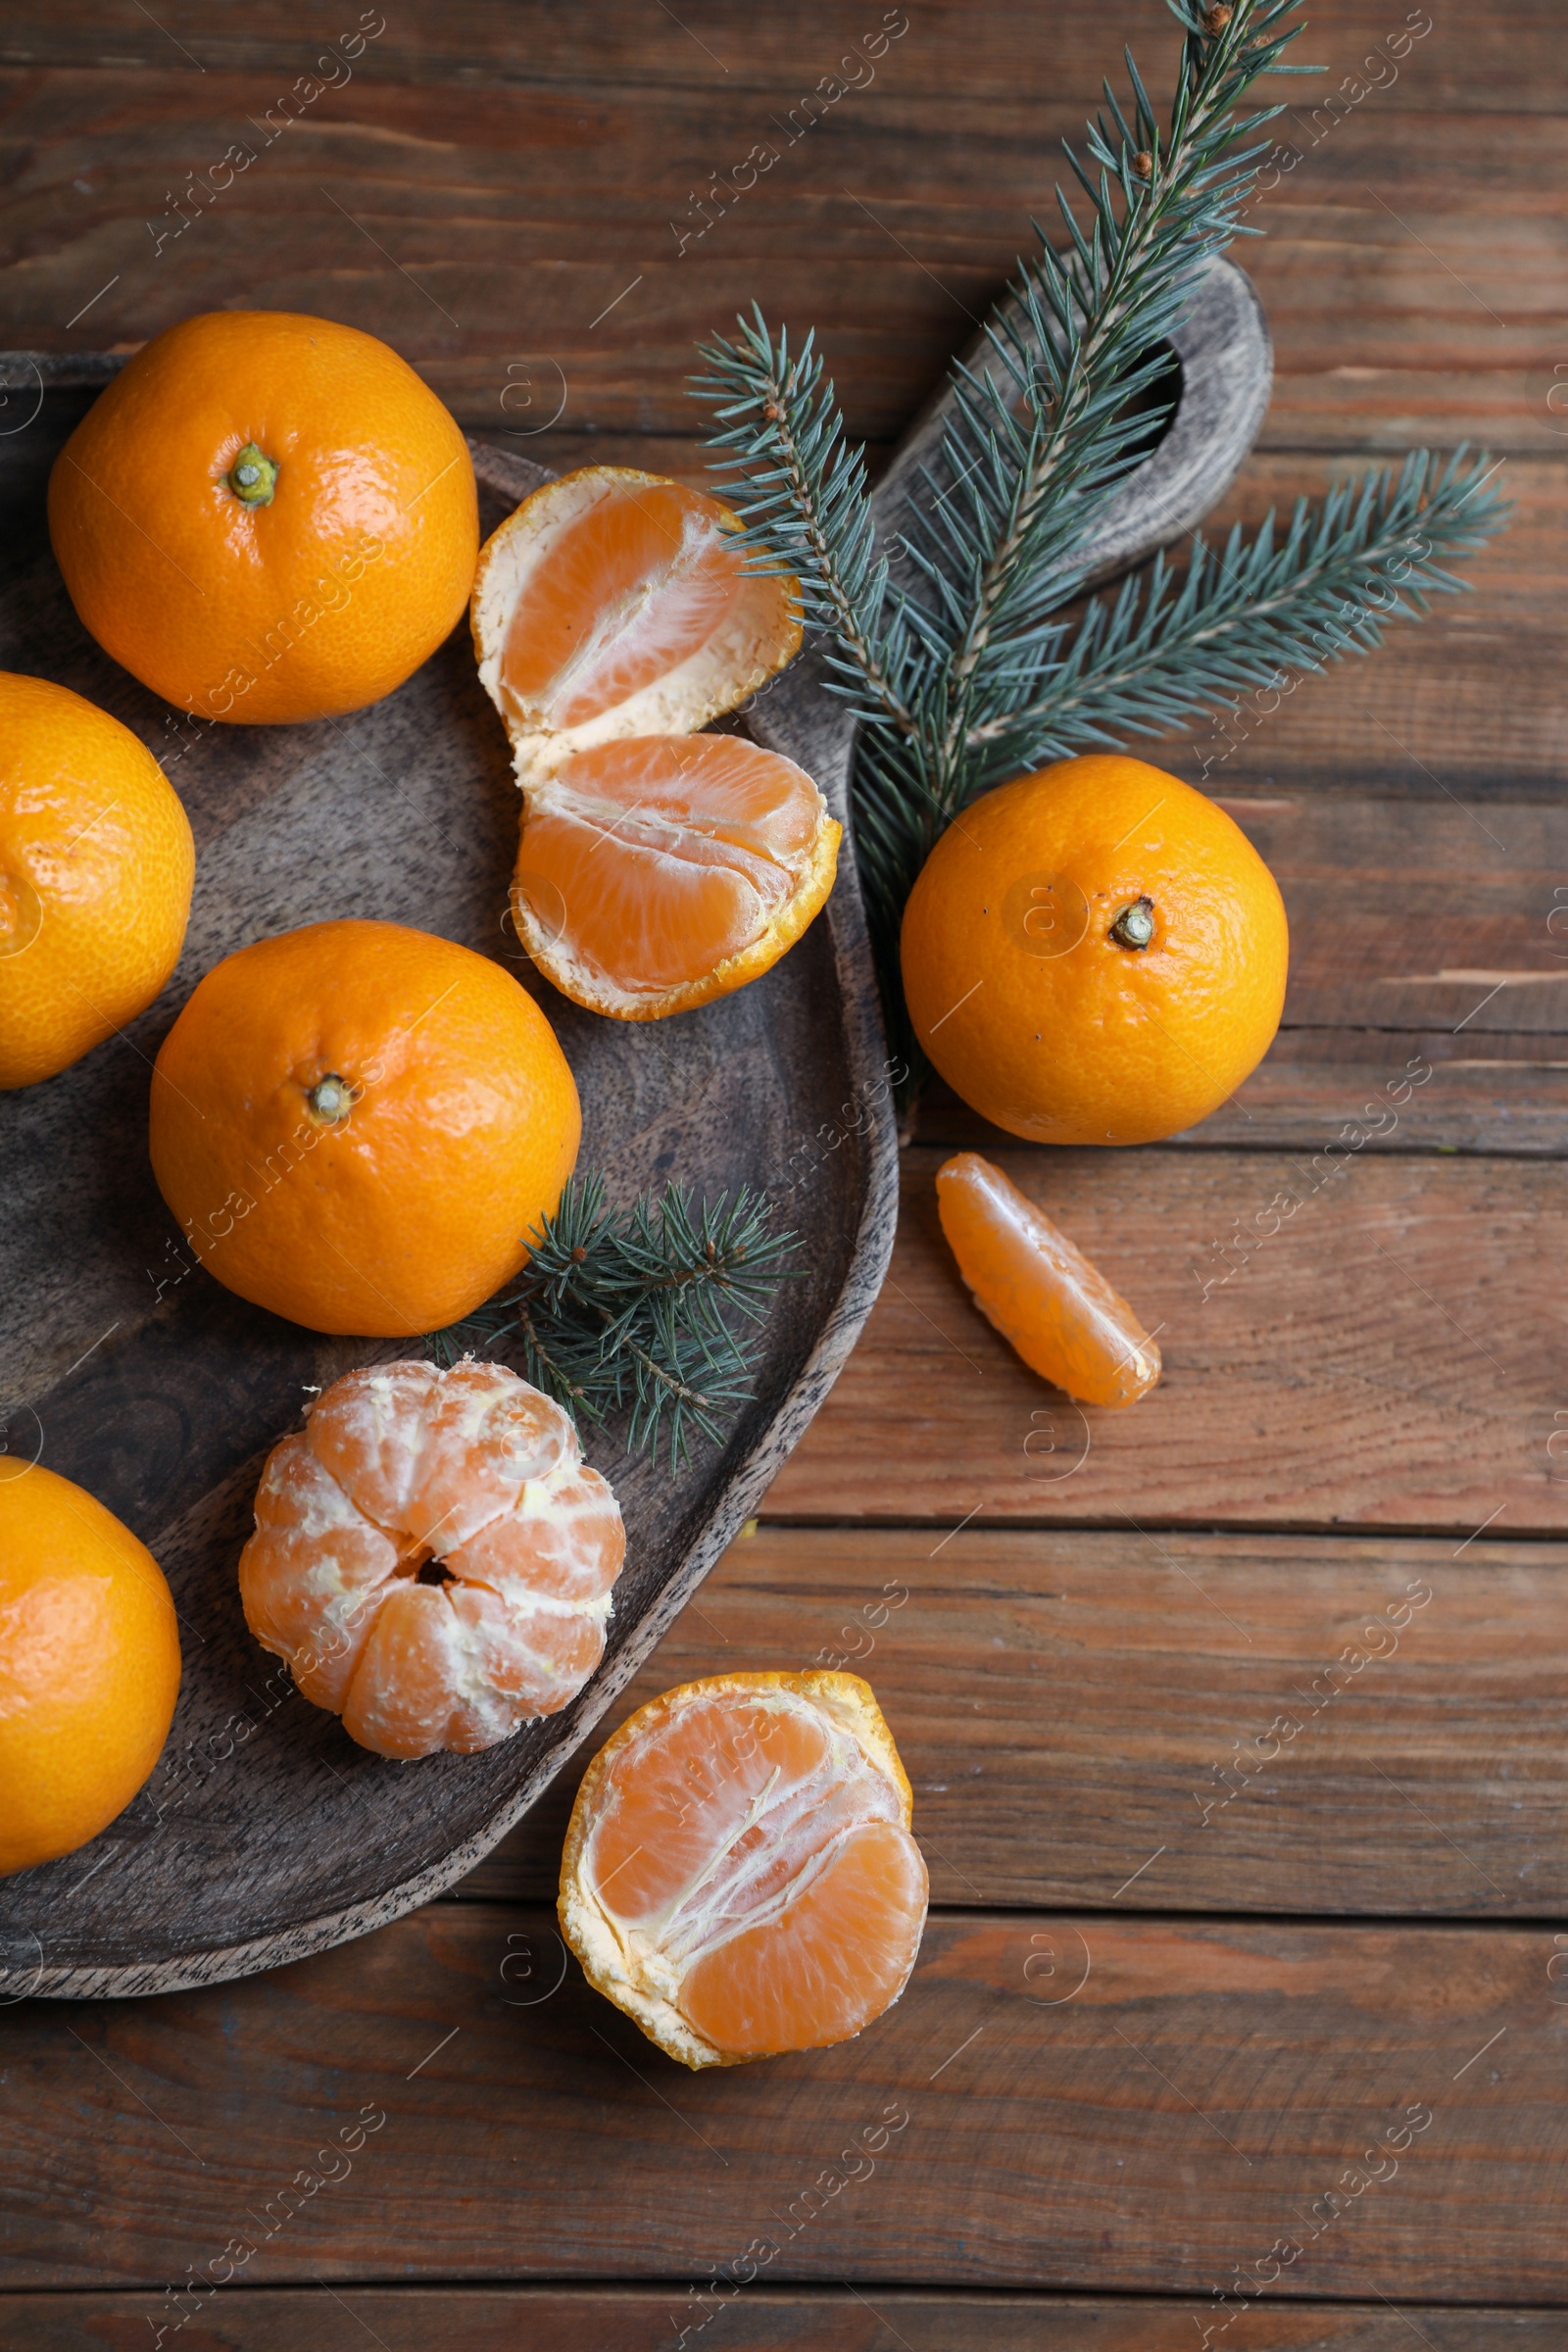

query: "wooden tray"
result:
(0, 261), (1266, 1997)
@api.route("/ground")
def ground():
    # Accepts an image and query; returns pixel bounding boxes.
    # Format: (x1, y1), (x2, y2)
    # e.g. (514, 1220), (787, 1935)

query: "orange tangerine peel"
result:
(0, 1462), (181, 1878)
(471, 466), (838, 1022)
(937, 1151), (1161, 1408)
(560, 1670), (928, 2070)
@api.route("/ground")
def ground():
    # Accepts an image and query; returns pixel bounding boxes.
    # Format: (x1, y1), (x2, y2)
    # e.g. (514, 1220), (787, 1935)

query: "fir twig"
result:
(689, 0), (1509, 1084)
(693, 311), (916, 736)
(914, 0), (1316, 799)
(421, 1176), (799, 1470)
(963, 447), (1511, 784)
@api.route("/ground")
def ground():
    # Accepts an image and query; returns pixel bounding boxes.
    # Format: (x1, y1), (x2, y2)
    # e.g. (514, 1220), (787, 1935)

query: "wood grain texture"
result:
(4, 1904), (1564, 2300)
(1148, 457), (1568, 796)
(918, 1054), (1568, 1157)
(3, 1), (1561, 107)
(457, 1526), (1568, 1918)
(0, 5), (1560, 447)
(5, 2286), (1564, 2351)
(764, 1146), (1568, 1534)
(3, 0), (1566, 2319)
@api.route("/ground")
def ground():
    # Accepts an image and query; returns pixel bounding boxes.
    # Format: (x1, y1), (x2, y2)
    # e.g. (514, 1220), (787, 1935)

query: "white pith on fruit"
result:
(560, 1672), (926, 2070)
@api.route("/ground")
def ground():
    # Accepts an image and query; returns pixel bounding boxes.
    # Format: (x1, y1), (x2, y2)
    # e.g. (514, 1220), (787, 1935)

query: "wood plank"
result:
(1152, 457), (1568, 796)
(918, 1054), (1568, 1157)
(5, 2285), (1563, 2350)
(5, 1905), (1565, 2300)
(1, 22), (1562, 446)
(459, 1525), (1568, 1918)
(763, 1146), (1568, 1534)
(4, 2), (1565, 112)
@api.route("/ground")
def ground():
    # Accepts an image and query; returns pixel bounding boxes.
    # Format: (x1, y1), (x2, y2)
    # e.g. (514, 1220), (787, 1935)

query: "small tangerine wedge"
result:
(510, 733), (840, 1019)
(937, 1151), (1161, 1408)
(471, 466), (800, 764)
(239, 1358), (625, 1759)
(0, 672), (194, 1089)
(149, 918), (580, 1337)
(560, 1670), (928, 2069)
(0, 1461), (181, 1878)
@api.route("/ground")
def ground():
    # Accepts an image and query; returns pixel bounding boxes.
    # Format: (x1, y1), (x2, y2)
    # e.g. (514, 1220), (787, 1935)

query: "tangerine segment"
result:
(238, 1359), (625, 1759)
(514, 734), (841, 1020)
(471, 467), (800, 763)
(680, 1819), (929, 2059)
(560, 1672), (928, 2070)
(937, 1151), (1161, 1408)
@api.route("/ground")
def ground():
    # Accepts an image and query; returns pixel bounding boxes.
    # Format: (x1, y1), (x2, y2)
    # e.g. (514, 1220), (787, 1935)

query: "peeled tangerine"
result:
(561, 1672), (928, 2069)
(239, 1359), (625, 1759)
(471, 466), (839, 1020)
(937, 1151), (1161, 1408)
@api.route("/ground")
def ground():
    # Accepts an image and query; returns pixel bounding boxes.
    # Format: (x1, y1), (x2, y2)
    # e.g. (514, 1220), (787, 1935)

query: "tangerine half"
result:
(238, 1359), (625, 1759)
(511, 733), (840, 1019)
(560, 1671), (928, 2069)
(471, 466), (799, 762)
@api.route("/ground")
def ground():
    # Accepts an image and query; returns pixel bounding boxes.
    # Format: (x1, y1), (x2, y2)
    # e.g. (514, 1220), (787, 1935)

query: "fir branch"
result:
(687, 0), (1509, 1095)
(422, 1175), (798, 1470)
(905, 0), (1314, 810)
(692, 311), (917, 736)
(962, 448), (1509, 782)
(694, 0), (1316, 818)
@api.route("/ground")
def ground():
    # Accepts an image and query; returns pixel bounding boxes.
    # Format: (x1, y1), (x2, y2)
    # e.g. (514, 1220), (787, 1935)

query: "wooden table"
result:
(4, 4), (1566, 2342)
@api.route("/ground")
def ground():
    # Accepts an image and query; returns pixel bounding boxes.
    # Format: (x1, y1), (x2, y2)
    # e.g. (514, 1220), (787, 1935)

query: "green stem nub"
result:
(227, 442), (278, 507)
(308, 1073), (354, 1123)
(1109, 896), (1155, 950)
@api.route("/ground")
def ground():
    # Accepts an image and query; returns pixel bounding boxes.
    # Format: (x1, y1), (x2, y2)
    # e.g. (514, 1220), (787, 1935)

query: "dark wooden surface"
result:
(2, 1), (1565, 2343)
(0, 420), (895, 1994)
(5, 2294), (1567, 2351)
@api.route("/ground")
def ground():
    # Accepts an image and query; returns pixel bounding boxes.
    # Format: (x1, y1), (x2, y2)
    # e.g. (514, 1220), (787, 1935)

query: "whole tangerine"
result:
(149, 918), (581, 1337)
(901, 754), (1288, 1146)
(0, 1461), (181, 1880)
(0, 671), (194, 1090)
(49, 310), (478, 725)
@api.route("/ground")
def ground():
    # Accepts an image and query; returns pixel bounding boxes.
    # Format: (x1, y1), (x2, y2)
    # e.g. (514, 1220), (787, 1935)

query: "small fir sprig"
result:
(962, 446), (1503, 785)
(690, 0), (1509, 1066)
(423, 1175), (798, 1469)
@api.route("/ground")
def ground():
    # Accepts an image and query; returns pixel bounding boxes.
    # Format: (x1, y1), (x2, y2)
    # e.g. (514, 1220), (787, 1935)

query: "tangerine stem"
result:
(226, 442), (278, 507)
(1110, 896), (1155, 950)
(307, 1073), (354, 1122)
